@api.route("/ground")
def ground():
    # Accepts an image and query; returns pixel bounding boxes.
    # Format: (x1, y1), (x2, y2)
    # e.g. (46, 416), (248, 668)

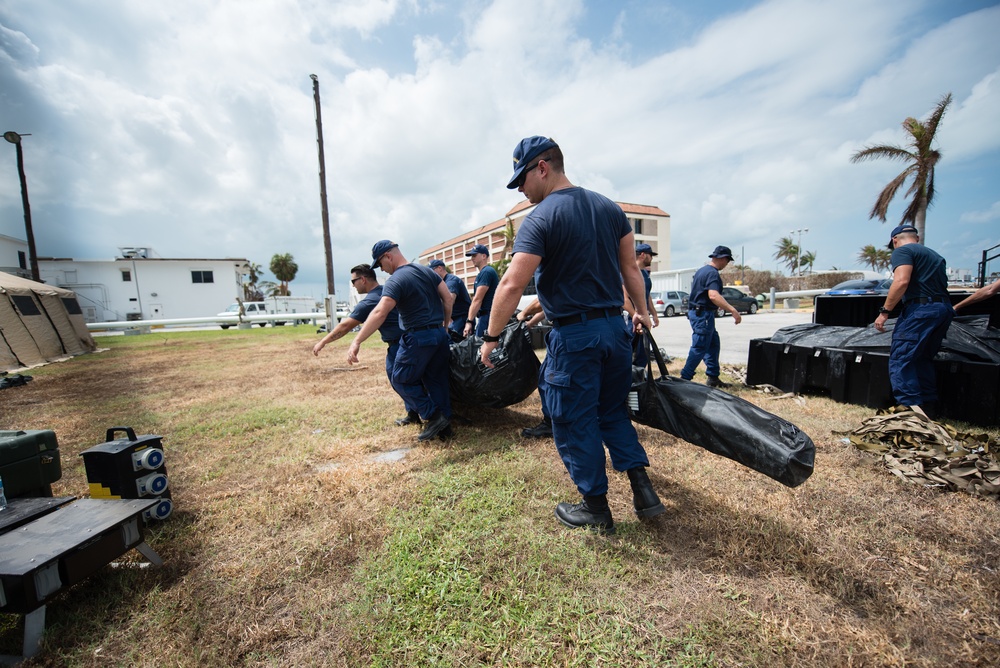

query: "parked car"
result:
(649, 290), (689, 317)
(826, 278), (893, 295)
(717, 287), (758, 316)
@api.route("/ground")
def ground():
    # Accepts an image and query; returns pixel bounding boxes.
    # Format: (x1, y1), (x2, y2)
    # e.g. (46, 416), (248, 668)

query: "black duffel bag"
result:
(629, 331), (814, 487)
(449, 319), (540, 408)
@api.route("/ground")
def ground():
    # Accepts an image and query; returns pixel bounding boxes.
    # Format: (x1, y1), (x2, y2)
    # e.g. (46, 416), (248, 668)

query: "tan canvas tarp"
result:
(0, 293), (46, 367)
(37, 293), (88, 355)
(0, 271), (97, 372)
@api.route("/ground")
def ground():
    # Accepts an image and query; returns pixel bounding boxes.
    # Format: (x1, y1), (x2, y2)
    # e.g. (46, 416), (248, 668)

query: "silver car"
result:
(650, 290), (689, 317)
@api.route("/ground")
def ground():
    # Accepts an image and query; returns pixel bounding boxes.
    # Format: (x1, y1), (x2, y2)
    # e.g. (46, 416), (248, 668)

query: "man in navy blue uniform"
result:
(347, 241), (455, 441)
(624, 242), (660, 369)
(429, 259), (472, 338)
(874, 225), (955, 418)
(679, 246), (742, 387)
(312, 263), (422, 426)
(463, 244), (500, 338)
(480, 136), (664, 535)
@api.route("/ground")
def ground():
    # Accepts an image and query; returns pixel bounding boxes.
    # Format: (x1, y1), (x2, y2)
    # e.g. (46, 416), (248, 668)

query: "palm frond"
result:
(869, 166), (914, 221)
(850, 144), (914, 164)
(922, 93), (952, 145)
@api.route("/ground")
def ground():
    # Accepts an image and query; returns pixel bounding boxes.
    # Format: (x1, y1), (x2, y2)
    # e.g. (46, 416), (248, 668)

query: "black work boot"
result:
(627, 467), (665, 518)
(520, 416), (553, 438)
(554, 495), (615, 535)
(417, 412), (451, 442)
(395, 410), (421, 426)
(705, 376), (732, 389)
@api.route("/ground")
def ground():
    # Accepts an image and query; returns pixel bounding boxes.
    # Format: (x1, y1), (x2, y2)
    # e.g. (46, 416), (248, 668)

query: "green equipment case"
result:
(0, 429), (62, 498)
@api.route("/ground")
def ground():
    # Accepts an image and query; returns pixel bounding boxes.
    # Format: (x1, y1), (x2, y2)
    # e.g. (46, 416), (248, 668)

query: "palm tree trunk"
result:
(915, 196), (928, 244)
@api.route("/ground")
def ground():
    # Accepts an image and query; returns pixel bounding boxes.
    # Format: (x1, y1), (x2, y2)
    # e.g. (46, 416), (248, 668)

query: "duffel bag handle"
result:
(643, 330), (670, 378)
(106, 426), (138, 442)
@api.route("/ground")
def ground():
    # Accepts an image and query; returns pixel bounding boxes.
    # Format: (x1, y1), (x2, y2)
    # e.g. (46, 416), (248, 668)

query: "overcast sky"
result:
(1, 0), (998, 299)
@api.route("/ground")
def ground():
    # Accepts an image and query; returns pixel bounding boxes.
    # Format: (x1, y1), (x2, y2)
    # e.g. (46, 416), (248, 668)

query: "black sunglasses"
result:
(350, 276), (363, 284)
(517, 159), (545, 188)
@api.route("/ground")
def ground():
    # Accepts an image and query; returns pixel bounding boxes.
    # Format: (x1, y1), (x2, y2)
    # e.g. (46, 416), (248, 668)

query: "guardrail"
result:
(86, 312), (330, 331)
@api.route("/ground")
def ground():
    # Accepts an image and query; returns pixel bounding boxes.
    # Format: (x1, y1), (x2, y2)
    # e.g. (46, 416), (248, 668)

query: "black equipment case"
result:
(0, 430), (61, 498)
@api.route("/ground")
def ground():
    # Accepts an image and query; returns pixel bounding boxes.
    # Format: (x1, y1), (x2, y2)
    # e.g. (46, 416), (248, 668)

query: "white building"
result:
(38, 247), (249, 322)
(0, 232), (30, 279)
(419, 200), (671, 290)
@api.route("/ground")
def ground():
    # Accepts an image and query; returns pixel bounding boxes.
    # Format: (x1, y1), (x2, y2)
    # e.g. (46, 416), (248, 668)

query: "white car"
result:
(217, 302), (268, 329)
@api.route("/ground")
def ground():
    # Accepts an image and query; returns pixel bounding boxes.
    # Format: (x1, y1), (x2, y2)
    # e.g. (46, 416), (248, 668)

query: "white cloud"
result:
(961, 201), (1000, 224)
(1, 0), (998, 296)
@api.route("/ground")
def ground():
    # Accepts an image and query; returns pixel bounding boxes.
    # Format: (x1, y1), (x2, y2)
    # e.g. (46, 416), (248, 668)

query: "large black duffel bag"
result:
(629, 332), (814, 487)
(449, 319), (540, 408)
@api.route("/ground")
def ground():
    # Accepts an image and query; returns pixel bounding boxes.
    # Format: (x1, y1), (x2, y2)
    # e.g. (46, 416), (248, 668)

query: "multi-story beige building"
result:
(419, 200), (670, 290)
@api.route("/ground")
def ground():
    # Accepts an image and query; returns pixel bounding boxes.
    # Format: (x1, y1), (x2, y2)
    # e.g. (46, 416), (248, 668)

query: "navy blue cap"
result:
(709, 245), (734, 260)
(428, 259), (446, 269)
(887, 224), (918, 249)
(371, 240), (398, 264)
(506, 136), (559, 189)
(635, 243), (657, 256)
(465, 244), (490, 257)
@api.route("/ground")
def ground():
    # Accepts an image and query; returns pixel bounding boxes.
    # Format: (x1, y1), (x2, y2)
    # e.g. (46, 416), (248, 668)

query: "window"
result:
(122, 270), (132, 282)
(17, 251), (26, 270)
(633, 218), (644, 235)
(64, 270), (77, 284)
(192, 270), (214, 284)
(11, 295), (40, 316)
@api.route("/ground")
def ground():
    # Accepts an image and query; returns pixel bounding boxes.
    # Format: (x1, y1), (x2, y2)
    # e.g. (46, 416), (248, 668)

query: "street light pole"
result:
(4, 131), (40, 282)
(791, 228), (808, 277)
(309, 75), (335, 299)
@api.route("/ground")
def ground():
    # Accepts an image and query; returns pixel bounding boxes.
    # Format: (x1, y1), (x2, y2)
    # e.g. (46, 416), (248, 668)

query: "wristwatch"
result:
(482, 333), (500, 343)
(878, 306), (891, 315)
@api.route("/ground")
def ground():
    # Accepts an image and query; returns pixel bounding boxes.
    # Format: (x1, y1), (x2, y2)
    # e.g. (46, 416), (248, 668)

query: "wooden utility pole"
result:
(310, 75), (335, 297)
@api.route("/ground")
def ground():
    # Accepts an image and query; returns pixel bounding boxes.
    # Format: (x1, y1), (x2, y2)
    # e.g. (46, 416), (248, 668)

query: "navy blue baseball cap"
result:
(465, 244), (490, 257)
(371, 240), (398, 265)
(428, 259), (446, 269)
(887, 224), (917, 249)
(635, 243), (657, 256)
(506, 136), (559, 189)
(709, 245), (734, 260)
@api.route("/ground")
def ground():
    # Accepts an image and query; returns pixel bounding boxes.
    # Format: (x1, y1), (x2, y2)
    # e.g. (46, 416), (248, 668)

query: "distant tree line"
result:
(719, 268), (862, 299)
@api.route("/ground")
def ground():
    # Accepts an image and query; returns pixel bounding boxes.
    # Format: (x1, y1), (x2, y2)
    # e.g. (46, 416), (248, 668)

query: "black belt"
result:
(691, 306), (712, 312)
(407, 324), (441, 332)
(906, 296), (947, 305)
(551, 308), (621, 328)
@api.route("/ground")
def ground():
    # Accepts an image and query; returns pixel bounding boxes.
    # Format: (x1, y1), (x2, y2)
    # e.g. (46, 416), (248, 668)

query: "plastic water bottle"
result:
(0, 474), (7, 511)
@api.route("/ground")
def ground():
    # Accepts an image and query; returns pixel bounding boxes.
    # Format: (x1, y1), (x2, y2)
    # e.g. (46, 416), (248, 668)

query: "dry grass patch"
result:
(0, 325), (998, 667)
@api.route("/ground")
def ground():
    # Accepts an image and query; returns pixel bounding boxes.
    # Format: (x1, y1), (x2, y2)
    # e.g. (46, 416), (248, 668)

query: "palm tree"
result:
(490, 218), (517, 278)
(850, 92), (952, 244)
(773, 236), (799, 275)
(857, 245), (893, 272)
(269, 253), (298, 296)
(242, 262), (264, 301)
(799, 251), (816, 275)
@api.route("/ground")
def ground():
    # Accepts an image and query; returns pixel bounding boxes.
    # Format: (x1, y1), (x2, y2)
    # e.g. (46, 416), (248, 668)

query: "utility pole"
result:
(3, 131), (40, 282)
(790, 228), (808, 290)
(310, 75), (335, 297)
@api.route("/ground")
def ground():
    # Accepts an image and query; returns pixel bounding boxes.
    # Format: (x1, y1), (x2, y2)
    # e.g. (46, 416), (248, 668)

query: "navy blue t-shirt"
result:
(444, 273), (471, 319)
(642, 268), (652, 301)
(473, 265), (500, 315)
(688, 264), (722, 310)
(348, 285), (402, 343)
(382, 263), (444, 330)
(512, 187), (630, 320)
(891, 243), (949, 301)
